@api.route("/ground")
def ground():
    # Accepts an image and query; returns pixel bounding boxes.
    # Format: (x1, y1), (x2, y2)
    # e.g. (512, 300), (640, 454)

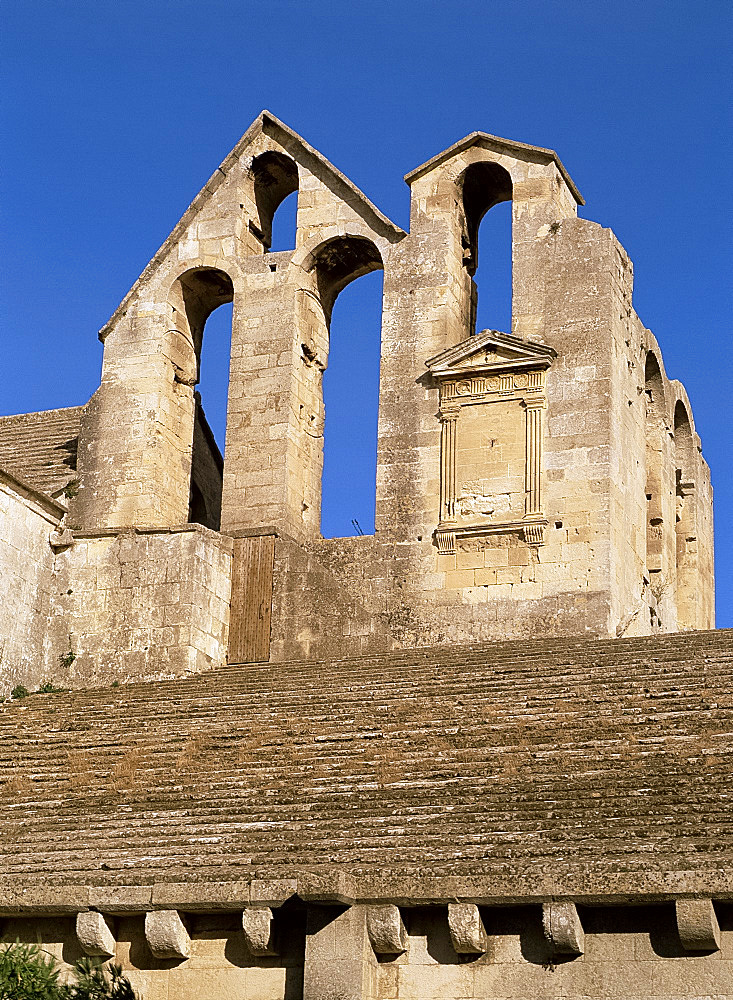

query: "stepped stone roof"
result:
(0, 406), (82, 497)
(1, 630), (731, 913)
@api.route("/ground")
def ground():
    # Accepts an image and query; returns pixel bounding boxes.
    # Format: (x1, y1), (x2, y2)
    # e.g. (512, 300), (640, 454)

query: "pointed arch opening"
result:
(251, 151), (298, 251)
(459, 161), (513, 336)
(168, 266), (234, 531)
(299, 235), (384, 538)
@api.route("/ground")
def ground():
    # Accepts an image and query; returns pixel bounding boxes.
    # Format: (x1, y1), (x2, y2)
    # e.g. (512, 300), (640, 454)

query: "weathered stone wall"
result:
(33, 113), (715, 664)
(302, 184), (713, 646)
(377, 904), (732, 1000)
(221, 166), (400, 543)
(370, 189), (623, 642)
(306, 532), (612, 649)
(0, 470), (64, 695)
(48, 525), (232, 686)
(270, 533), (393, 661)
(2, 903), (730, 1000)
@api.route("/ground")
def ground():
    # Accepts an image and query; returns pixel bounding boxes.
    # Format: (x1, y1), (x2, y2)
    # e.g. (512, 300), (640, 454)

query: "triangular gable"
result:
(100, 111), (405, 340)
(426, 330), (556, 379)
(261, 112), (404, 241)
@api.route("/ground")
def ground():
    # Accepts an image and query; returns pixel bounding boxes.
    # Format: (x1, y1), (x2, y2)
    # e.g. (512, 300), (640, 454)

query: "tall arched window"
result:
(473, 200), (512, 334)
(197, 301), (232, 452)
(299, 236), (384, 538)
(644, 352), (668, 619)
(168, 267), (234, 531)
(460, 161), (513, 336)
(674, 400), (698, 630)
(322, 269), (383, 537)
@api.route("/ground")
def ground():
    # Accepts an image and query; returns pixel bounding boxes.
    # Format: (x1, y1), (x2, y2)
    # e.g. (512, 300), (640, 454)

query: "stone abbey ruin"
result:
(0, 112), (730, 998)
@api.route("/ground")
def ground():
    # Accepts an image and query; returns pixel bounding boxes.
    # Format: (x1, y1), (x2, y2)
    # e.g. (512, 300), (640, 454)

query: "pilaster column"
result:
(439, 403), (460, 523)
(524, 398), (546, 517)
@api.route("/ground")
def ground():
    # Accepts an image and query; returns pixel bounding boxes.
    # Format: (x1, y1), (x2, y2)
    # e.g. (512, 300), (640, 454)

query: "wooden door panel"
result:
(229, 534), (275, 663)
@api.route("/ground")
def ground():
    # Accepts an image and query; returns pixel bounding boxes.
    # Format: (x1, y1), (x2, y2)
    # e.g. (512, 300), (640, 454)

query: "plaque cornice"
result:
(432, 357), (553, 381)
(435, 517), (548, 554)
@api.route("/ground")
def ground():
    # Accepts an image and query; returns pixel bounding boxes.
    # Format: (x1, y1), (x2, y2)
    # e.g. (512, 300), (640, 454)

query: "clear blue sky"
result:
(2, 1), (731, 625)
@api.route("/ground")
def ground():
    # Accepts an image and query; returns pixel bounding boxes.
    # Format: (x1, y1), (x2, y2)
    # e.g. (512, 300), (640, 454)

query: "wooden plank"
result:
(229, 534), (275, 663)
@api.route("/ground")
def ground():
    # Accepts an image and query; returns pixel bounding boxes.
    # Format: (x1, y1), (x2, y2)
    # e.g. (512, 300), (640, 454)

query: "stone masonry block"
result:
(303, 905), (377, 1000)
(76, 911), (116, 958)
(366, 904), (407, 955)
(242, 906), (278, 956)
(447, 902), (486, 954)
(675, 898), (721, 952)
(542, 901), (584, 955)
(474, 567), (497, 586)
(144, 909), (190, 959)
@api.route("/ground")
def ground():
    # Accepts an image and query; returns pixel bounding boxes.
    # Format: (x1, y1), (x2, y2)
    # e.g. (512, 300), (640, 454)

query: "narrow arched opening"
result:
(674, 400), (698, 629)
(644, 352), (668, 621)
(168, 267), (234, 531)
(459, 161), (513, 336)
(299, 235), (384, 538)
(251, 151), (298, 251)
(322, 269), (383, 537)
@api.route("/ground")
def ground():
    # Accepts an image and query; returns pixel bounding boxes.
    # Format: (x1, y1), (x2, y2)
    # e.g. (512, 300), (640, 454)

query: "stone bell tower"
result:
(2, 113), (711, 689)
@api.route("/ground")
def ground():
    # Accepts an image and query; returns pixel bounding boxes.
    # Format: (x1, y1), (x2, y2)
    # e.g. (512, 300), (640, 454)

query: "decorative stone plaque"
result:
(426, 330), (556, 554)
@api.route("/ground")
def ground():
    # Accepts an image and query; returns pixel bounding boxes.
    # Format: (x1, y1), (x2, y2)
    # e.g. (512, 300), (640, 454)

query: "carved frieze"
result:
(426, 331), (556, 554)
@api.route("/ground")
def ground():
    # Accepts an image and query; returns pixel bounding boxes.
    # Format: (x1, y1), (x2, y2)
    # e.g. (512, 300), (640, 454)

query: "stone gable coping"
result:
(0, 465), (67, 522)
(404, 129), (585, 205)
(99, 110), (405, 342)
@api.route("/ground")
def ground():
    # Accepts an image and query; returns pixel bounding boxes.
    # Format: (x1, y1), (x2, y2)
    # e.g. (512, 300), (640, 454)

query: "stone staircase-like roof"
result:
(1, 629), (731, 912)
(0, 406), (82, 497)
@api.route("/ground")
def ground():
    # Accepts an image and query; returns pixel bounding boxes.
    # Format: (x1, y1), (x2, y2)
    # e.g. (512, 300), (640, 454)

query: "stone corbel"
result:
(542, 902), (584, 955)
(145, 909), (191, 960)
(435, 528), (457, 554)
(76, 911), (116, 958)
(447, 903), (486, 955)
(366, 904), (407, 955)
(242, 906), (278, 956)
(675, 899), (720, 951)
(522, 523), (546, 545)
(49, 527), (74, 551)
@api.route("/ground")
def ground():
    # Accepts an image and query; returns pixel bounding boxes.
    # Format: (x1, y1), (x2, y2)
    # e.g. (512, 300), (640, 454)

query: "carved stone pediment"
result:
(426, 330), (556, 380)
